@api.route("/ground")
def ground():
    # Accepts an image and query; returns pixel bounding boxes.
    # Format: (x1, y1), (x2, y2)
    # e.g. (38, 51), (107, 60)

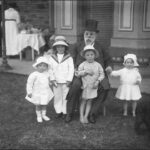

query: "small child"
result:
(77, 45), (105, 124)
(26, 56), (54, 123)
(107, 54), (142, 117)
(48, 36), (74, 119)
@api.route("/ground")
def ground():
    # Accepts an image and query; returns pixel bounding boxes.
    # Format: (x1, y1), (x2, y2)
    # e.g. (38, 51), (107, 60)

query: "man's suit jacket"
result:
(69, 41), (113, 89)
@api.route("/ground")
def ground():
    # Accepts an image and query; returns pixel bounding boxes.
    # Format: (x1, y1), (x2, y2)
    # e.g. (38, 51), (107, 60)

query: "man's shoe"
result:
(65, 114), (72, 123)
(55, 113), (63, 118)
(89, 114), (96, 124)
(62, 114), (67, 119)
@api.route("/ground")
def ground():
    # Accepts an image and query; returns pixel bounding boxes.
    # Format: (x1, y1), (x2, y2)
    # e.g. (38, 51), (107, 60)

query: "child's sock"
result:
(36, 110), (43, 123)
(132, 111), (136, 117)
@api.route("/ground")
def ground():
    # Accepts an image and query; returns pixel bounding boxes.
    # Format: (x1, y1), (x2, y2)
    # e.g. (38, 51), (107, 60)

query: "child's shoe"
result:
(42, 115), (50, 121)
(37, 117), (43, 123)
(42, 110), (50, 121)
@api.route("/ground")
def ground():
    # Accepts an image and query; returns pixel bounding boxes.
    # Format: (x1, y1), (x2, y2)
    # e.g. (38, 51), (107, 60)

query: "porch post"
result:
(0, 0), (12, 71)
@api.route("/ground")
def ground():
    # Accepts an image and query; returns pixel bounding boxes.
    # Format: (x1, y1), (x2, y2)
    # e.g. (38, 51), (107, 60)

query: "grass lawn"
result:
(0, 72), (150, 149)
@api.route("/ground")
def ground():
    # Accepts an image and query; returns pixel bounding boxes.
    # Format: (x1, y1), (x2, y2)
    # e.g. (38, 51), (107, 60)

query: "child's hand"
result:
(93, 81), (99, 89)
(51, 80), (57, 87)
(28, 93), (32, 98)
(66, 81), (71, 87)
(49, 81), (53, 87)
(135, 80), (141, 85)
(75, 70), (79, 77)
(105, 66), (112, 75)
(85, 69), (94, 76)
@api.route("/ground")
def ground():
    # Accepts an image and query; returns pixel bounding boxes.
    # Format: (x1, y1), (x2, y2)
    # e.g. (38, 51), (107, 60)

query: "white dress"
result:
(110, 68), (142, 101)
(26, 71), (54, 105)
(5, 8), (20, 55)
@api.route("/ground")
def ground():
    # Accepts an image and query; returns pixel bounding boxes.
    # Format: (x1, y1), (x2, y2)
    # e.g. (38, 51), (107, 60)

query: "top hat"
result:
(84, 19), (99, 33)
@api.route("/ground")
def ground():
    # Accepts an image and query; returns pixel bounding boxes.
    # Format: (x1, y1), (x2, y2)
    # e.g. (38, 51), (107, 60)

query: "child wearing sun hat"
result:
(107, 53), (142, 117)
(76, 45), (105, 124)
(48, 35), (74, 119)
(26, 56), (54, 123)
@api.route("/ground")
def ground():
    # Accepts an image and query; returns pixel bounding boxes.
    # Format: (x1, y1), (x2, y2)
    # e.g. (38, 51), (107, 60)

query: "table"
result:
(17, 33), (45, 60)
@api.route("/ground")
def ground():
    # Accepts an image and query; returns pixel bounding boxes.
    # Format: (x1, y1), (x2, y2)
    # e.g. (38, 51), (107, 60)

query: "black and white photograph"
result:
(0, 0), (150, 149)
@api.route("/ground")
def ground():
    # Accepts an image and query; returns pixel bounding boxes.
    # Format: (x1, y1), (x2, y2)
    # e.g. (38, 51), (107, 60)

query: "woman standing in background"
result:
(5, 2), (20, 56)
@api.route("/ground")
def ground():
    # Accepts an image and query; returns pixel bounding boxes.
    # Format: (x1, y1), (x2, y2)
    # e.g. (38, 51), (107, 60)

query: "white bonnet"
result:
(33, 56), (50, 68)
(123, 54), (139, 66)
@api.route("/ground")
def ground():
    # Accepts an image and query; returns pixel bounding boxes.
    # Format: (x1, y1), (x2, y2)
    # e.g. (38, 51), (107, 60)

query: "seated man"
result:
(65, 19), (113, 123)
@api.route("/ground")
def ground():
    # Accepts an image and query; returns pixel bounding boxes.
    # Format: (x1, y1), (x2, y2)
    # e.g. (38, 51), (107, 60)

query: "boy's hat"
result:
(55, 36), (66, 42)
(123, 53), (139, 66)
(80, 45), (99, 58)
(84, 19), (99, 33)
(52, 36), (68, 48)
(33, 56), (50, 68)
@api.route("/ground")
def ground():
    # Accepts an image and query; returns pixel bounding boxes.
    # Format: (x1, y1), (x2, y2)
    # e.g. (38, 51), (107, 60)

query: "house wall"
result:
(110, 0), (150, 65)
(88, 0), (114, 49)
(6, 0), (53, 30)
(5, 0), (113, 48)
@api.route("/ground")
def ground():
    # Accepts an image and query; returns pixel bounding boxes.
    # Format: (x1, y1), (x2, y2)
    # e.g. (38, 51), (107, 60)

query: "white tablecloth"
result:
(17, 33), (45, 53)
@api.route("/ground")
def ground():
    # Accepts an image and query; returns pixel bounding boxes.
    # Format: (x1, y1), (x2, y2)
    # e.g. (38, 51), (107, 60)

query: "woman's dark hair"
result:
(7, 2), (19, 11)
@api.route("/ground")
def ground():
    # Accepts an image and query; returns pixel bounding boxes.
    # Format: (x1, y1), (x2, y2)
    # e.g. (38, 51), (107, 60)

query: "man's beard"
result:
(85, 37), (95, 45)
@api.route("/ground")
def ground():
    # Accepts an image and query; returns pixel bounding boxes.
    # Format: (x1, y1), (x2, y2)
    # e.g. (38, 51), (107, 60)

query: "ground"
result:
(0, 72), (150, 149)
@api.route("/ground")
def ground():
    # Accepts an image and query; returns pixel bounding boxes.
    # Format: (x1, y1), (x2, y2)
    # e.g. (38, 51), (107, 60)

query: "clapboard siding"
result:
(6, 0), (51, 30)
(4, 0), (114, 48)
(89, 0), (114, 49)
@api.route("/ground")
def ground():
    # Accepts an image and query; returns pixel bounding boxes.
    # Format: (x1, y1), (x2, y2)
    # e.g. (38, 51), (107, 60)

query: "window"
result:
(119, 0), (134, 31)
(143, 0), (150, 31)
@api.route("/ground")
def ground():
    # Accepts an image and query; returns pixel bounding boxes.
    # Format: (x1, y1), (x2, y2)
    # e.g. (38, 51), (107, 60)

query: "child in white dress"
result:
(26, 56), (54, 123)
(107, 54), (142, 117)
(48, 36), (74, 119)
(77, 45), (105, 123)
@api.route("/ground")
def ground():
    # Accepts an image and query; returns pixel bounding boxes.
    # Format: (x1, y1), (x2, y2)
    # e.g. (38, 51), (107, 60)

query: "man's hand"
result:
(135, 80), (141, 85)
(28, 93), (32, 98)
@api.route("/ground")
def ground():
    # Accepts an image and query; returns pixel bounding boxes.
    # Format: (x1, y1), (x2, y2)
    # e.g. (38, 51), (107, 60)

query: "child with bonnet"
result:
(107, 54), (142, 117)
(26, 56), (54, 123)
